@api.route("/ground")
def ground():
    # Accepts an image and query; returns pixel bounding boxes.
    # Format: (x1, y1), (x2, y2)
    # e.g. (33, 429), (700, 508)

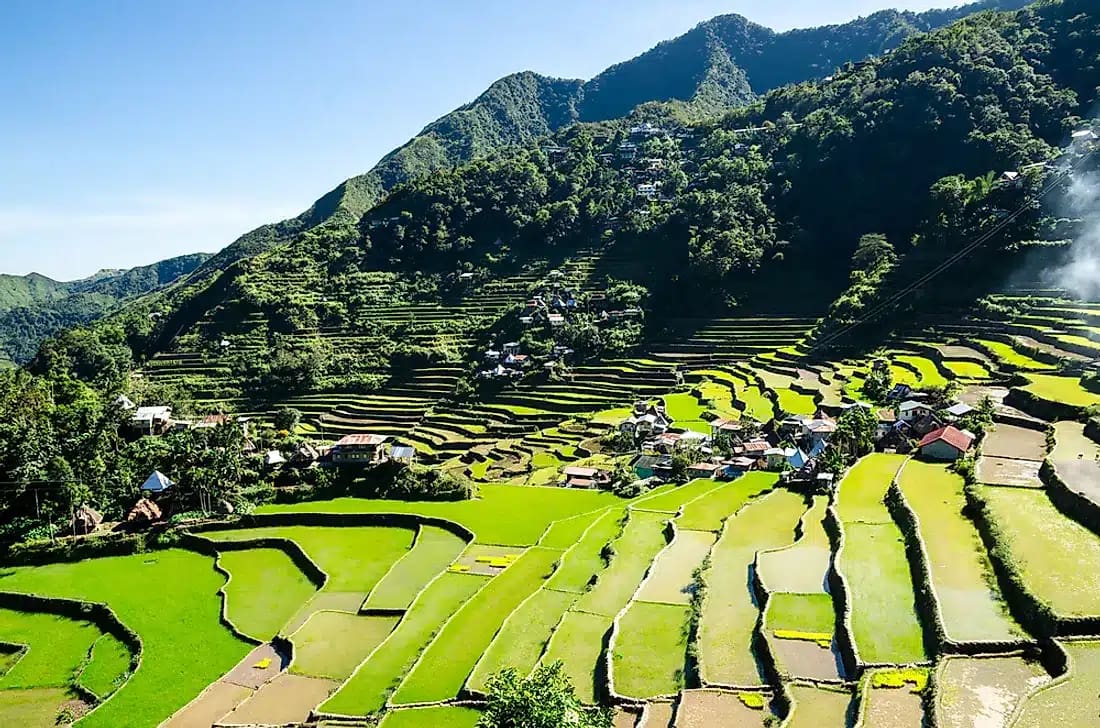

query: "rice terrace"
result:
(3, 0), (1100, 726)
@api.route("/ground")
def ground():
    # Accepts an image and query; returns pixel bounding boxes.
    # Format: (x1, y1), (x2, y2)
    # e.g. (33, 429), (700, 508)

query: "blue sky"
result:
(1, 0), (966, 279)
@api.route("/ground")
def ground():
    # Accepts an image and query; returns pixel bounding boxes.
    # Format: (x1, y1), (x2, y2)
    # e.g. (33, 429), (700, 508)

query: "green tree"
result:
(479, 662), (612, 728)
(834, 405), (878, 460)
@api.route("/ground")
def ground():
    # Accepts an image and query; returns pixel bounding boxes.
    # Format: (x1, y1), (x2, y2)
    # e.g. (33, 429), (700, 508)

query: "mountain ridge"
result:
(184, 0), (1031, 283)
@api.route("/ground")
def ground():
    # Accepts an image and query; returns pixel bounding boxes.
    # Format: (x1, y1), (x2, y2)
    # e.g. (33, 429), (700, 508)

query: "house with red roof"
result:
(918, 426), (974, 462)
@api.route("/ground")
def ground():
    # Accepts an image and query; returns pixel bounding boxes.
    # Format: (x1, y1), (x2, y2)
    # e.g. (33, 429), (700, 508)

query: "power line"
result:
(807, 150), (1095, 354)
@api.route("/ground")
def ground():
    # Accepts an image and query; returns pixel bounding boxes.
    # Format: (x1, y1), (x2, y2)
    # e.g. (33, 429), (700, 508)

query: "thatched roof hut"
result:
(126, 498), (162, 526)
(71, 505), (103, 535)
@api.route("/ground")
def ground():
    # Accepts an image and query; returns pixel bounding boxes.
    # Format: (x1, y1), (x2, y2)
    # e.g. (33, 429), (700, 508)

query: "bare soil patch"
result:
(1051, 421), (1100, 506)
(935, 655), (1049, 728)
(977, 457), (1043, 488)
(223, 642), (287, 689)
(981, 425), (1047, 461)
(162, 681), (253, 728)
(614, 707), (641, 727)
(939, 345), (992, 362)
(674, 689), (771, 727)
(862, 687), (924, 728)
(770, 637), (842, 681)
(219, 673), (337, 725)
(641, 701), (675, 727)
(290, 611), (398, 679)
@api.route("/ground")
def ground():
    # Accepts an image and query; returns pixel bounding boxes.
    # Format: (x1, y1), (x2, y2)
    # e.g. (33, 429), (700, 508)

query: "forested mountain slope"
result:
(0, 253), (210, 365)
(69, 0), (1098, 411)
(186, 0), (1029, 282)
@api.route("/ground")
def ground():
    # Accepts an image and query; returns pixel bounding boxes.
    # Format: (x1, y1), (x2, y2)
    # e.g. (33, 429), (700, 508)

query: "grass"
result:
(898, 462), (1021, 642)
(636, 478), (725, 514)
(320, 573), (489, 715)
(976, 339), (1055, 370)
(766, 593), (835, 634)
(786, 685), (852, 727)
(539, 508), (615, 549)
(0, 687), (75, 727)
(895, 355), (949, 387)
(980, 487), (1100, 616)
(840, 522), (927, 664)
(539, 611), (611, 704)
(547, 510), (625, 592)
(837, 456), (925, 664)
(836, 453), (907, 522)
(77, 634), (132, 699)
(676, 473), (776, 532)
(466, 588), (577, 693)
(698, 489), (807, 685)
(291, 612), (398, 679)
(0, 609), (100, 690)
(664, 393), (711, 433)
(574, 510), (669, 617)
(0, 549), (252, 728)
(205, 526), (413, 594)
(379, 705), (482, 728)
(944, 360), (990, 379)
(364, 527), (468, 610)
(218, 548), (317, 639)
(1022, 374), (1100, 408)
(257, 485), (621, 546)
(612, 602), (690, 699)
(392, 547), (562, 704)
(1012, 641), (1100, 727)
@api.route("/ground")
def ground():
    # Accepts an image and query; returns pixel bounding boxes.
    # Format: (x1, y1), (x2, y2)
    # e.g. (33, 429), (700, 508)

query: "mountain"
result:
(0, 253), (210, 365)
(188, 0), (1030, 281)
(62, 0), (1095, 410)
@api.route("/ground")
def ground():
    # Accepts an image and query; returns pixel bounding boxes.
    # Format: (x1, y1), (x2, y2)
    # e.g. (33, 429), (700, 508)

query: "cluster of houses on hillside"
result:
(557, 385), (981, 492)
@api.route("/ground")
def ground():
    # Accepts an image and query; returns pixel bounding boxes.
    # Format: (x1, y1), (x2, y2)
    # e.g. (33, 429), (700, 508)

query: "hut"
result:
(141, 470), (174, 494)
(71, 505), (103, 535)
(126, 498), (162, 527)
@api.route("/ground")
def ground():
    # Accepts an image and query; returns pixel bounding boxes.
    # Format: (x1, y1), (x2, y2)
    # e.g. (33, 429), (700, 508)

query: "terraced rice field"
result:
(218, 548), (317, 639)
(785, 684), (852, 727)
(16, 292), (1100, 726)
(0, 550), (250, 728)
(935, 655), (1049, 728)
(977, 487), (1100, 618)
(1010, 641), (1100, 727)
(897, 462), (1021, 643)
(836, 454), (927, 665)
(698, 489), (808, 685)
(1049, 421), (1100, 506)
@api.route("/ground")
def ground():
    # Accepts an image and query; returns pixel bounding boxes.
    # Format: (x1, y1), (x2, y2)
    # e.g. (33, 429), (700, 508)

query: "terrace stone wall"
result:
(822, 505), (860, 679)
(1040, 459), (1100, 538)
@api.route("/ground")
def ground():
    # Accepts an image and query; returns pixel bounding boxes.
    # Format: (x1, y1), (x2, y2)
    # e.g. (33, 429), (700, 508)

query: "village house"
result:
(723, 457), (758, 477)
(687, 462), (723, 480)
(918, 426), (974, 461)
(331, 434), (392, 466)
(887, 384), (913, 402)
(944, 402), (975, 420)
(132, 406), (172, 436)
(764, 448), (793, 471)
(620, 402), (673, 439)
(388, 445), (417, 465)
(631, 454), (673, 481)
(739, 439), (770, 459)
(899, 400), (934, 423)
(561, 466), (611, 489)
(876, 408), (898, 441)
(264, 450), (287, 468)
(710, 417), (744, 439)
